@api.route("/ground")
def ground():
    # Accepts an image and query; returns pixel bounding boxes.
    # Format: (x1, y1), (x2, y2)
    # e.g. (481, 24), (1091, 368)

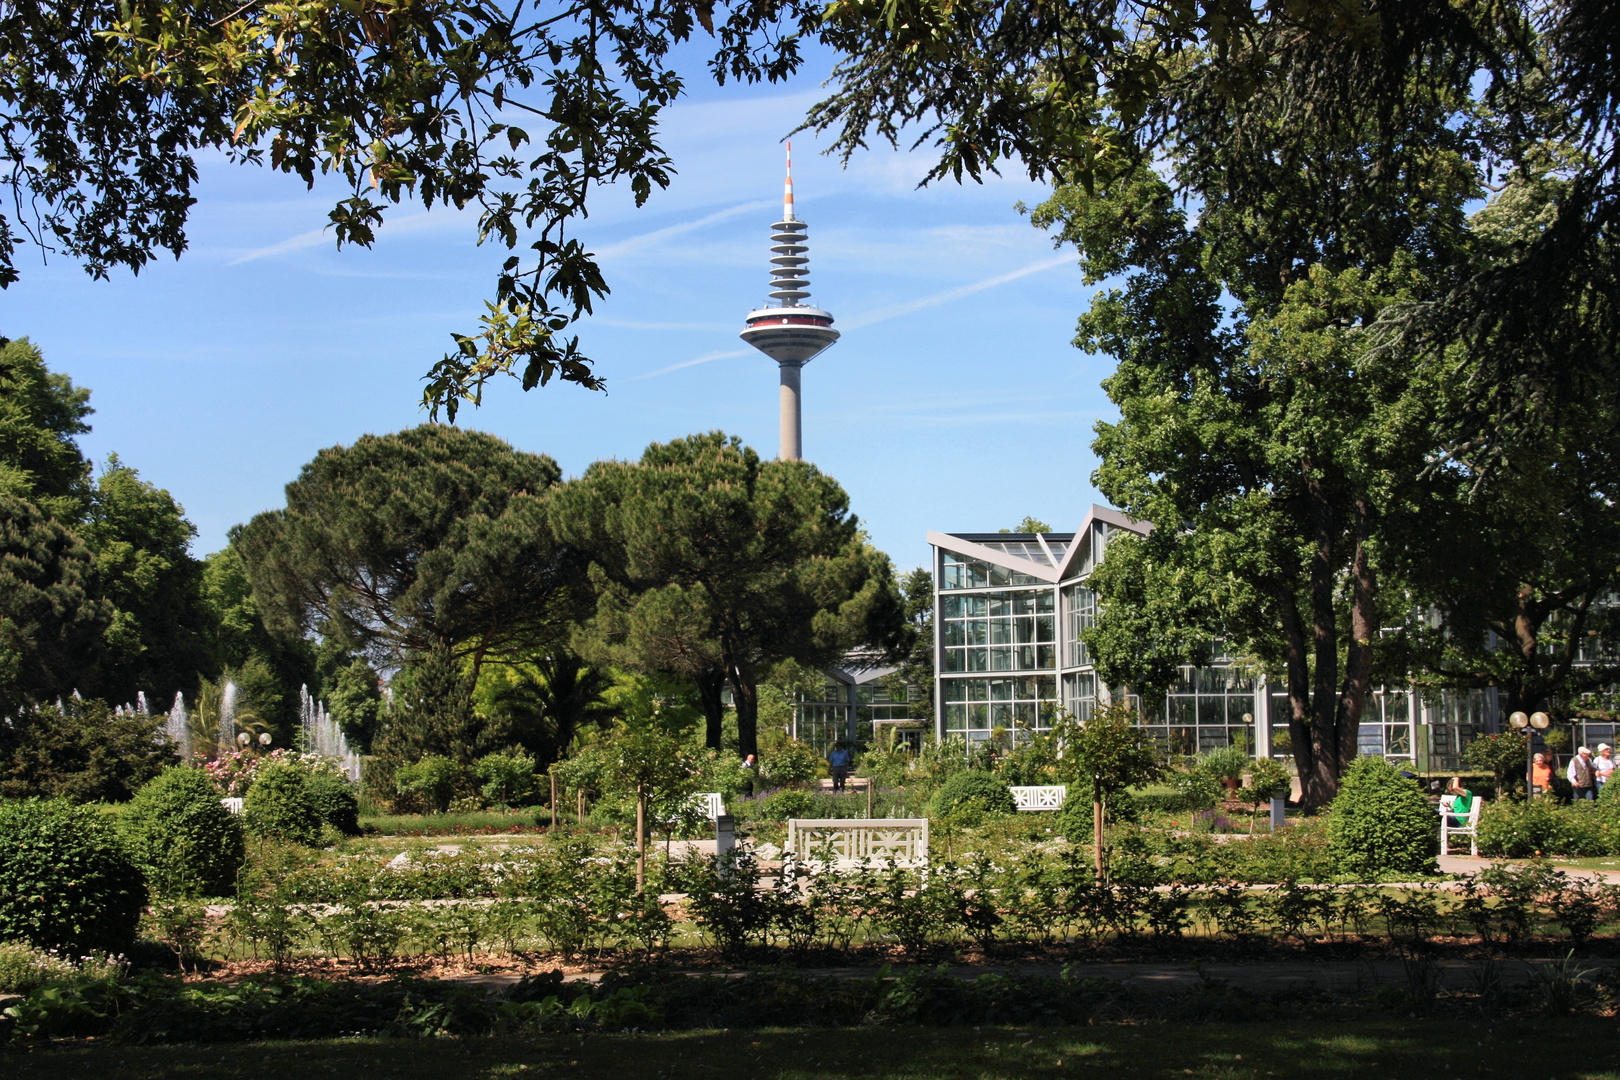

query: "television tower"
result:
(740, 143), (839, 461)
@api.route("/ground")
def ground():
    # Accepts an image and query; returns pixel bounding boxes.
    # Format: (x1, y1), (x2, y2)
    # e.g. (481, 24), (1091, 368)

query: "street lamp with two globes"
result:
(1509, 710), (1552, 795)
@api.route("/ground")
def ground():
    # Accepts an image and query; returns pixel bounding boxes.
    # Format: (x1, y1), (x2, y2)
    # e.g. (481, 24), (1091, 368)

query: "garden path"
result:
(1438, 854), (1620, 883)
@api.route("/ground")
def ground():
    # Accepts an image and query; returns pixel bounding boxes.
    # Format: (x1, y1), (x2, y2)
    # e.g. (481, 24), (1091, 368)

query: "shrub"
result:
(1198, 746), (1249, 785)
(1478, 797), (1612, 858)
(474, 750), (536, 808)
(0, 798), (146, 954)
(760, 789), (816, 821)
(0, 698), (178, 802)
(1326, 756), (1438, 879)
(0, 942), (122, 994)
(1170, 769), (1222, 812)
(395, 754), (459, 814)
(1056, 791), (1092, 842)
(119, 766), (246, 897)
(305, 771), (361, 835)
(931, 771), (1016, 817)
(758, 738), (822, 786)
(242, 762), (323, 846)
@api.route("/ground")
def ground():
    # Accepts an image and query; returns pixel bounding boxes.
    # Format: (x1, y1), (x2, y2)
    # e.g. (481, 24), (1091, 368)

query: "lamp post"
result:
(1509, 710), (1552, 795)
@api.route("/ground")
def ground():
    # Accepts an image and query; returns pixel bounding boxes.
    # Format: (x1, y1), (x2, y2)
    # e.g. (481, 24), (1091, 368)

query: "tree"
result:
(3, 0), (820, 416)
(374, 642), (486, 768)
(0, 697), (177, 801)
(1051, 703), (1164, 879)
(600, 725), (697, 892)
(0, 495), (108, 715)
(197, 545), (319, 726)
(78, 455), (211, 709)
(1019, 24), (1491, 802)
(235, 425), (584, 676)
(809, 3), (1619, 466)
(1001, 517), (1051, 533)
(0, 337), (92, 521)
(882, 567), (934, 726)
(483, 650), (617, 770)
(554, 432), (905, 757)
(326, 658), (385, 753)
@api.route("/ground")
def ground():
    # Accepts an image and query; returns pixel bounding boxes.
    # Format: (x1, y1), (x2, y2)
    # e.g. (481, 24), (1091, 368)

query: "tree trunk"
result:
(1304, 476), (1341, 809)
(728, 665), (760, 759)
(1334, 501), (1378, 778)
(696, 668), (727, 751)
(1280, 594), (1314, 803)
(1093, 775), (1105, 881)
(635, 784), (647, 894)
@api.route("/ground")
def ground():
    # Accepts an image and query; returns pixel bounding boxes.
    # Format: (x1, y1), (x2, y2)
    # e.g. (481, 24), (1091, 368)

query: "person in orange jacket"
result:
(1531, 752), (1553, 796)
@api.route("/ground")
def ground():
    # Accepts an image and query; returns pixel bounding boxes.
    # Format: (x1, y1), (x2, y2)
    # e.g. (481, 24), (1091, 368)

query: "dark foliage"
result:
(118, 766), (245, 898)
(0, 698), (177, 802)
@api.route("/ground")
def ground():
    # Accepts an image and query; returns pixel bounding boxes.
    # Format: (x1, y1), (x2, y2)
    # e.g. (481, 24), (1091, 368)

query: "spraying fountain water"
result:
(167, 692), (190, 759)
(217, 680), (238, 756)
(136, 691), (148, 715)
(300, 683), (362, 782)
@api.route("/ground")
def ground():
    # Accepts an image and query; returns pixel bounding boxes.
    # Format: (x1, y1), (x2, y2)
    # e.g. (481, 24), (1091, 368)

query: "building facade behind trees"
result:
(921, 506), (1612, 774)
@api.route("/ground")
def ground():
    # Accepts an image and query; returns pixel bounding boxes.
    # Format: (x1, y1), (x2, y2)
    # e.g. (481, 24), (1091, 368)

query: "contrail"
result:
(594, 200), (776, 259)
(632, 349), (750, 380)
(842, 253), (1073, 330)
(230, 210), (452, 264)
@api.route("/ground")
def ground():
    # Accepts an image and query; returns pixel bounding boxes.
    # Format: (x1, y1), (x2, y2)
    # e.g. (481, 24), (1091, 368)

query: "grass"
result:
(9, 1019), (1620, 1079)
(359, 810), (557, 835)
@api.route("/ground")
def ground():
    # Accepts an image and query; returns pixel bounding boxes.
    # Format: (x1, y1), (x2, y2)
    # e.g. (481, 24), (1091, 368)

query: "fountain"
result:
(167, 692), (190, 759)
(300, 684), (362, 782)
(136, 690), (148, 715)
(217, 680), (238, 756)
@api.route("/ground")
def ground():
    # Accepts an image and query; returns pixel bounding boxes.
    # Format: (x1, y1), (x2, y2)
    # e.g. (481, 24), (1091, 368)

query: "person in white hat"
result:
(1594, 744), (1615, 793)
(1569, 745), (1598, 800)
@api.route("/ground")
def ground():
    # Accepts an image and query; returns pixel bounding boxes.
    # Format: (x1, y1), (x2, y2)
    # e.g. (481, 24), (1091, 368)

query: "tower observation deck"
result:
(739, 143), (839, 461)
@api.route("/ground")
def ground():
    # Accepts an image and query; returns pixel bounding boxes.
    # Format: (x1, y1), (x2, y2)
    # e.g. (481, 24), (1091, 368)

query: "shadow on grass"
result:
(10, 1019), (1620, 1080)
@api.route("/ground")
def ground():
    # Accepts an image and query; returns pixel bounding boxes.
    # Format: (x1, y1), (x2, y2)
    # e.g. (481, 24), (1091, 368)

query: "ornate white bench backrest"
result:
(785, 818), (929, 867)
(220, 797), (244, 815)
(1010, 785), (1068, 811)
(694, 792), (726, 820)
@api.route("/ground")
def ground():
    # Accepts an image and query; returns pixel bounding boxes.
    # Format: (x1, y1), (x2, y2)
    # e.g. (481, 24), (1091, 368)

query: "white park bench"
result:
(220, 797), (244, 815)
(693, 792), (726, 820)
(785, 818), (929, 870)
(1010, 785), (1068, 812)
(1439, 795), (1483, 857)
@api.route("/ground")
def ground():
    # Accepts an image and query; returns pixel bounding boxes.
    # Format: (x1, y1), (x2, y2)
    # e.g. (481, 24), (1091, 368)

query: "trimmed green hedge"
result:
(931, 771), (1016, 817)
(1478, 797), (1613, 857)
(120, 766), (245, 898)
(1327, 756), (1438, 878)
(0, 798), (146, 954)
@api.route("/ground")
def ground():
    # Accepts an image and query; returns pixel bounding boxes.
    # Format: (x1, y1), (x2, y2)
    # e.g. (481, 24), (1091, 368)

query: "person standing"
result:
(827, 742), (853, 793)
(1569, 746), (1598, 801)
(1531, 752), (1553, 796)
(1595, 744), (1616, 794)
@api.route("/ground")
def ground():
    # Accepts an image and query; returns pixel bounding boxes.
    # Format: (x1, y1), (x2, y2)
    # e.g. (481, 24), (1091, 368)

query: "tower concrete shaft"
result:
(779, 361), (803, 461)
(739, 142), (838, 461)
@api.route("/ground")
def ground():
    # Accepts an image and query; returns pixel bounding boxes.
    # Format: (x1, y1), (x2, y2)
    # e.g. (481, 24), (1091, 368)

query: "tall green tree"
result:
(235, 425), (585, 676)
(78, 455), (211, 708)
(326, 658), (385, 753)
(0, 495), (108, 715)
(0, 337), (91, 521)
(555, 432), (906, 757)
(1026, 40), (1485, 803)
(374, 642), (486, 767)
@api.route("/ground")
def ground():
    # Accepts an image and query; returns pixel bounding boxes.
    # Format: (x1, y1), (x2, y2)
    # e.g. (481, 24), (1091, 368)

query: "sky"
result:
(1, 45), (1114, 575)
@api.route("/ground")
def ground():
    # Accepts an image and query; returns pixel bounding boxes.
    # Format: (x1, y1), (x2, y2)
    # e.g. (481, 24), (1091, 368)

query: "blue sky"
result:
(1, 47), (1113, 575)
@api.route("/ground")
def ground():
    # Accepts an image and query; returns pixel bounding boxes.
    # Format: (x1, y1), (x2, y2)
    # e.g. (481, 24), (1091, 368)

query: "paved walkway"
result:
(1438, 854), (1620, 883)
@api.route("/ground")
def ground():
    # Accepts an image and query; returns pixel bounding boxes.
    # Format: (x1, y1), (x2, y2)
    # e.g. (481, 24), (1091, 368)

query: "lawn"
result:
(8, 1019), (1620, 1080)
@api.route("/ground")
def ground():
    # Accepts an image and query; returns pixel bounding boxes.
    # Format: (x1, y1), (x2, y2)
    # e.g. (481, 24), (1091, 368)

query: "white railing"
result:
(785, 818), (929, 869)
(220, 797), (244, 815)
(1010, 785), (1068, 812)
(693, 792), (725, 820)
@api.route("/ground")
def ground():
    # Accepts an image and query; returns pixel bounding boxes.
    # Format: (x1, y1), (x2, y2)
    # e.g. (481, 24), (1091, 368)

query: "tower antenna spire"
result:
(740, 145), (839, 461)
